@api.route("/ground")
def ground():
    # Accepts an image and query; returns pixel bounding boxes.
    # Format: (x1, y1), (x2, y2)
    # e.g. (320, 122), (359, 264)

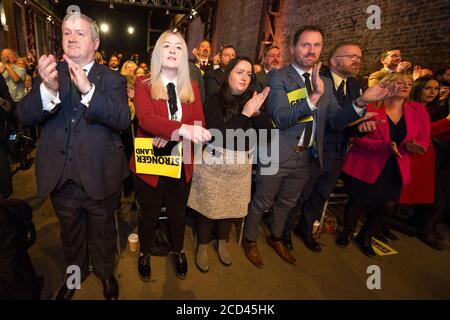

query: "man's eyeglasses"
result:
(334, 55), (362, 62)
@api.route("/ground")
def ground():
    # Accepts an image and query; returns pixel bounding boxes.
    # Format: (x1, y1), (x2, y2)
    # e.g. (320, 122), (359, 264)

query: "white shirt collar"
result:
(291, 63), (312, 78)
(82, 61), (95, 75)
(161, 74), (178, 87)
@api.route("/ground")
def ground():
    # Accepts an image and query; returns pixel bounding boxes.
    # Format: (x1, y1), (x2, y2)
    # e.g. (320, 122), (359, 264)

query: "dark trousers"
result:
(196, 214), (233, 244)
(50, 182), (120, 281)
(347, 199), (396, 240)
(287, 156), (342, 236)
(133, 173), (190, 254)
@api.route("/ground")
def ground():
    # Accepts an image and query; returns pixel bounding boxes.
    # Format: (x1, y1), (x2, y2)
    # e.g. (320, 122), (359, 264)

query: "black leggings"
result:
(133, 173), (191, 254)
(196, 214), (233, 244)
(344, 198), (397, 240)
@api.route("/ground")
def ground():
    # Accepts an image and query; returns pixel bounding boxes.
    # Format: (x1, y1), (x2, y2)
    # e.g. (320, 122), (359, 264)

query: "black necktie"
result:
(302, 72), (313, 147)
(337, 80), (346, 106)
(303, 72), (313, 96)
(166, 82), (178, 120)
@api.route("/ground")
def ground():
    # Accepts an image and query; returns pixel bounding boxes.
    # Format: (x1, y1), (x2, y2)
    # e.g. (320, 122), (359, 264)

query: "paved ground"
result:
(10, 162), (450, 300)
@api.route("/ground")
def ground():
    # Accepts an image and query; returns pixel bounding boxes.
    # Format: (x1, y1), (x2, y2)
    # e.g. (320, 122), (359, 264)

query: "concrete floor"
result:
(10, 161), (450, 300)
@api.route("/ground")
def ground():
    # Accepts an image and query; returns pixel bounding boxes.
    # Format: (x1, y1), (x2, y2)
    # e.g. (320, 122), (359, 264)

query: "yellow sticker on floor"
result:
(371, 237), (398, 256)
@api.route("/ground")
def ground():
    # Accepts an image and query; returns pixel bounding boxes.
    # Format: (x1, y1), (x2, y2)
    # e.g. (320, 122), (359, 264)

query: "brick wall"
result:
(205, 0), (264, 59)
(198, 0), (449, 76)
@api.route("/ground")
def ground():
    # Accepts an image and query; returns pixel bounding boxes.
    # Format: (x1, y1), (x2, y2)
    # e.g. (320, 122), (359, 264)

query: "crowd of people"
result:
(1, 11), (449, 300)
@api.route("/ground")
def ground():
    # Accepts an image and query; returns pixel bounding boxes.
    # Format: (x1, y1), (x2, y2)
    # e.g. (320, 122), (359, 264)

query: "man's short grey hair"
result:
(63, 12), (100, 39)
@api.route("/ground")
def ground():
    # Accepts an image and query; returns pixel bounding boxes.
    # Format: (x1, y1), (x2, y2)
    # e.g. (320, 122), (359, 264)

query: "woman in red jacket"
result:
(129, 30), (211, 282)
(400, 75), (450, 250)
(341, 73), (430, 257)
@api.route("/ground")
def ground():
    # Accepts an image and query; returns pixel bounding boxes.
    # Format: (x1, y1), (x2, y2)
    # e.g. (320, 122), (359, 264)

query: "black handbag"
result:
(150, 217), (172, 256)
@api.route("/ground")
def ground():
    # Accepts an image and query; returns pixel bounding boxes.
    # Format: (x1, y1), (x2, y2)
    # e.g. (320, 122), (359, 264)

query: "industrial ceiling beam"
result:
(91, 0), (202, 11)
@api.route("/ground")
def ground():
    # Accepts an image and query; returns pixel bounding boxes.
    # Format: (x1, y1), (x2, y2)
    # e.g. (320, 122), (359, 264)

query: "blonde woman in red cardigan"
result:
(129, 30), (211, 282)
(341, 73), (430, 257)
(400, 75), (450, 250)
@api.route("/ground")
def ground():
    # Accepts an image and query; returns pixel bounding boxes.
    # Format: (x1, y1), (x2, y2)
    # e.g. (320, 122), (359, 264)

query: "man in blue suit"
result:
(243, 26), (390, 268)
(284, 43), (366, 252)
(17, 12), (130, 299)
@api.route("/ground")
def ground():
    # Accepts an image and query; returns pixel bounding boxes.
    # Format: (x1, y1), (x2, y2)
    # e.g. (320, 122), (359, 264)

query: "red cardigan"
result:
(400, 116), (450, 204)
(129, 76), (205, 187)
(342, 101), (430, 186)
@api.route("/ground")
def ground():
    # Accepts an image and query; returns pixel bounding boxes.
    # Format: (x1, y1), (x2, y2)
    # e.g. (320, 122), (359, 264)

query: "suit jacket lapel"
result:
(287, 64), (306, 89)
(73, 62), (101, 127)
(377, 107), (390, 142)
(399, 103), (412, 147)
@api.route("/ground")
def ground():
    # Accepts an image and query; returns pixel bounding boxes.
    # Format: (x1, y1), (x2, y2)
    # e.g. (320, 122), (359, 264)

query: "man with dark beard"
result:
(282, 43), (366, 251)
(255, 45), (282, 91)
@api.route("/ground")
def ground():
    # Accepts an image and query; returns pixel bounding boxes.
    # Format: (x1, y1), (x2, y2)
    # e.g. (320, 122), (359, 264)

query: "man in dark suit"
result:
(243, 26), (390, 268)
(192, 39), (214, 76)
(17, 12), (130, 300)
(204, 45), (236, 98)
(255, 45), (282, 92)
(285, 43), (365, 252)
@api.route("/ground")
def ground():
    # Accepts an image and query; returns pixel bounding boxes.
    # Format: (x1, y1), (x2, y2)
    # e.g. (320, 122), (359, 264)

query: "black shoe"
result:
(54, 279), (76, 300)
(374, 233), (390, 244)
(138, 253), (151, 282)
(173, 252), (188, 280)
(383, 227), (398, 241)
(101, 275), (119, 300)
(419, 234), (445, 251)
(336, 231), (352, 248)
(355, 234), (376, 258)
(282, 232), (293, 250)
(300, 232), (321, 253)
(292, 225), (302, 238)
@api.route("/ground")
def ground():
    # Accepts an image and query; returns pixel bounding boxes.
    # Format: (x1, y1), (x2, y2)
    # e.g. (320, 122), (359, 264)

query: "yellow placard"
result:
(287, 87), (313, 123)
(134, 137), (182, 179)
(371, 237), (398, 256)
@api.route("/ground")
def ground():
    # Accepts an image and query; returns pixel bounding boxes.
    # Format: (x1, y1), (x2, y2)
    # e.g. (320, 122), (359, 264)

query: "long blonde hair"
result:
(373, 72), (411, 109)
(150, 30), (195, 104)
(121, 60), (138, 76)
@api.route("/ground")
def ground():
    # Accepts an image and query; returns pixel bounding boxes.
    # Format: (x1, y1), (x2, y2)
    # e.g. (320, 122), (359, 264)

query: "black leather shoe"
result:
(383, 227), (398, 241)
(138, 253), (151, 282)
(419, 234), (444, 251)
(173, 252), (188, 280)
(355, 234), (376, 258)
(54, 281), (76, 300)
(101, 275), (119, 300)
(282, 232), (293, 250)
(300, 232), (321, 253)
(336, 231), (352, 248)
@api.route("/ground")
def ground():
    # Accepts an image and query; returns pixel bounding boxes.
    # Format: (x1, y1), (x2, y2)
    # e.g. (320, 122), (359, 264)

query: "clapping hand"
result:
(395, 61), (412, 73)
(358, 80), (400, 104)
(38, 54), (59, 95)
(242, 87), (270, 117)
(390, 142), (403, 158)
(405, 139), (427, 155)
(64, 54), (92, 94)
(309, 62), (324, 105)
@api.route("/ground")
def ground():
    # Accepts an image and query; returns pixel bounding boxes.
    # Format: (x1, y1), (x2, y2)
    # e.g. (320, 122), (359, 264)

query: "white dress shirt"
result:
(161, 74), (183, 122)
(41, 60), (96, 112)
